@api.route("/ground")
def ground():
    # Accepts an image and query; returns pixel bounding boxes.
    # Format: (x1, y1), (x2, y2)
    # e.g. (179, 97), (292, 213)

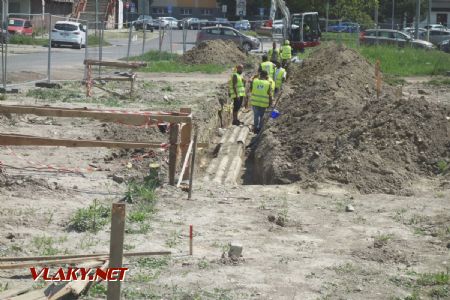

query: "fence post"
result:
(168, 123), (179, 185)
(47, 13), (52, 84)
(126, 23), (132, 62)
(158, 22), (162, 59)
(84, 22), (89, 80)
(106, 203), (126, 300)
(99, 21), (104, 76)
(170, 23), (173, 54)
(141, 18), (147, 58)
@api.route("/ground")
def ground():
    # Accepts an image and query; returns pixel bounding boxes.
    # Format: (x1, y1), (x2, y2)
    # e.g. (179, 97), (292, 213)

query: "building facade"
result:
(431, 0), (450, 26)
(137, 0), (220, 19)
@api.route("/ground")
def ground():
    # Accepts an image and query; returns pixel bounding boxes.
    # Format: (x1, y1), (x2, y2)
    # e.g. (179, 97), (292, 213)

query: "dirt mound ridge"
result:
(254, 44), (450, 194)
(181, 40), (247, 65)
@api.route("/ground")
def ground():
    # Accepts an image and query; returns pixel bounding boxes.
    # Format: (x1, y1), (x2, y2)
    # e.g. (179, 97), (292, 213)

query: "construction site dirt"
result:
(0, 42), (449, 299)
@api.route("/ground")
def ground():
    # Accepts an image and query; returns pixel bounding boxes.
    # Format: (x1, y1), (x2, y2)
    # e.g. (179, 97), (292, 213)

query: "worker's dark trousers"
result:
(253, 106), (267, 131)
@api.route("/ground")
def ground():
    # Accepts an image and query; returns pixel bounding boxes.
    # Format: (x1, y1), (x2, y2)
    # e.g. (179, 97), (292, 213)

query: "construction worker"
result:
(250, 70), (272, 134)
(258, 55), (275, 80)
(273, 61), (286, 95)
(280, 40), (292, 69)
(268, 41), (280, 64)
(229, 64), (246, 125)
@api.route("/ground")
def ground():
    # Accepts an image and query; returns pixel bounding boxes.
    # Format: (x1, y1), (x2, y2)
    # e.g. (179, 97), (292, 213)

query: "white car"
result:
(424, 24), (447, 30)
(157, 17), (178, 29)
(51, 21), (86, 49)
(272, 19), (283, 34)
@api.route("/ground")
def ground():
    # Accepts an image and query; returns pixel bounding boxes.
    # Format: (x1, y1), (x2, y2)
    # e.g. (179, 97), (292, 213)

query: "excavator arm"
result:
(269, 0), (291, 40)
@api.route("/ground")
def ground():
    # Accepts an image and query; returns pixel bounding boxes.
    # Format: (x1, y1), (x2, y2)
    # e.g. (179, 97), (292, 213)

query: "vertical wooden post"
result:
(168, 123), (179, 185)
(180, 108), (192, 181)
(189, 225), (193, 255)
(188, 131), (197, 199)
(107, 203), (126, 300)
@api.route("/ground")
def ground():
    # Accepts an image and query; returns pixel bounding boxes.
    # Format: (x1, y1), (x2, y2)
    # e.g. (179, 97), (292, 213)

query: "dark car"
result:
(196, 26), (260, 51)
(360, 29), (434, 49)
(132, 15), (154, 31)
(327, 22), (359, 33)
(439, 39), (450, 53)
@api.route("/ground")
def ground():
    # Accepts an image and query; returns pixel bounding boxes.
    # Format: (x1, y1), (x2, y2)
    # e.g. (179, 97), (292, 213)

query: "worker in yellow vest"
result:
(273, 61), (286, 95)
(280, 40), (292, 69)
(258, 55), (275, 80)
(250, 70), (273, 134)
(268, 41), (280, 64)
(228, 64), (246, 125)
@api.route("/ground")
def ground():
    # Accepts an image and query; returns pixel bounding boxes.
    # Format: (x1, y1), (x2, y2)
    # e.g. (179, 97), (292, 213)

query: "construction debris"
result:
(181, 40), (247, 66)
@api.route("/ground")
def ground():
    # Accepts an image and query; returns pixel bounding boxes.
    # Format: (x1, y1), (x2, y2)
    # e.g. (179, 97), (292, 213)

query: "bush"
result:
(68, 201), (110, 233)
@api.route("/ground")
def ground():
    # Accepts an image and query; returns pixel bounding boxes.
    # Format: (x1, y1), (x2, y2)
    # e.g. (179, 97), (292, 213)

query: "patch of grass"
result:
(137, 256), (169, 269)
(26, 87), (83, 102)
(437, 160), (448, 174)
(0, 283), (8, 292)
(165, 230), (181, 248)
(127, 50), (227, 74)
(32, 235), (66, 256)
(417, 272), (450, 286)
(68, 200), (110, 233)
(161, 85), (173, 92)
(128, 210), (146, 223)
(88, 35), (111, 46)
(198, 258), (209, 269)
(357, 45), (450, 77)
(87, 283), (107, 297)
(426, 78), (450, 86)
(9, 35), (47, 46)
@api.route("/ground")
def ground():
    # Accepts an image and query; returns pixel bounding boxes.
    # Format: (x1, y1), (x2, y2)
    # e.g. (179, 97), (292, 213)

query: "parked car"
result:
(7, 18), (33, 36)
(360, 29), (434, 49)
(196, 26), (260, 51)
(272, 19), (283, 34)
(439, 39), (450, 53)
(419, 29), (450, 45)
(327, 22), (359, 33)
(51, 21), (86, 49)
(132, 15), (154, 31)
(234, 20), (251, 31)
(156, 17), (178, 29)
(424, 24), (447, 30)
(177, 18), (201, 29)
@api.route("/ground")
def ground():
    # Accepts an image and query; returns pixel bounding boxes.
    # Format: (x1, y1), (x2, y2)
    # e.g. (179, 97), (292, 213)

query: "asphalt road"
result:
(4, 29), (199, 77)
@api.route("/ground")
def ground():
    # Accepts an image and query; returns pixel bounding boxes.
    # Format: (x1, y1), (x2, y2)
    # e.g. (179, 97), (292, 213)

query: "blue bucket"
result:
(270, 109), (280, 119)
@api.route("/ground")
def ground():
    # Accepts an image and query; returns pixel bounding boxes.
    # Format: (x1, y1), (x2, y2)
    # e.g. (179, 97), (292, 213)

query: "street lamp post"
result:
(391, 0), (395, 29)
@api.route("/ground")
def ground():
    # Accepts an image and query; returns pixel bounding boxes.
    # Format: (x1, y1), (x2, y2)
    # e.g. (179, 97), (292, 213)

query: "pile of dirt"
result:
(181, 40), (247, 66)
(254, 44), (450, 194)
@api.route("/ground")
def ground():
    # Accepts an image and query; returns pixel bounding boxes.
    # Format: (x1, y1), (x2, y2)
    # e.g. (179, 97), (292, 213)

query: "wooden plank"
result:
(0, 287), (31, 299)
(0, 251), (171, 262)
(84, 59), (147, 68)
(92, 77), (135, 82)
(180, 108), (192, 180)
(177, 139), (193, 188)
(0, 105), (192, 125)
(0, 134), (165, 149)
(0, 257), (106, 270)
(168, 123), (179, 186)
(107, 203), (126, 300)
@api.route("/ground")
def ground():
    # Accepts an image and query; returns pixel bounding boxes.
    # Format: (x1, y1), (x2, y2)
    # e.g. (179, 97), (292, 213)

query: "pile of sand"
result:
(181, 40), (247, 66)
(254, 44), (450, 194)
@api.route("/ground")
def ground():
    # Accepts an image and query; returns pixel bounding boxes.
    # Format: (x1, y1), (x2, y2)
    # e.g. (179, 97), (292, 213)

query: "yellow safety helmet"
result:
(284, 40), (290, 45)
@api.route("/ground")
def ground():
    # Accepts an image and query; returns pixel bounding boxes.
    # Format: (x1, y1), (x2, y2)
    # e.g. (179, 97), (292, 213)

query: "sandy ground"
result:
(0, 67), (449, 300)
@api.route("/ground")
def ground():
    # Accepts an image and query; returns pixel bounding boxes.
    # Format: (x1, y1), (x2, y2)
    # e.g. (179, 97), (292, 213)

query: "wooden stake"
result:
(375, 59), (381, 99)
(188, 131), (198, 199)
(168, 123), (179, 185)
(107, 203), (126, 300)
(189, 225), (193, 256)
(180, 108), (192, 180)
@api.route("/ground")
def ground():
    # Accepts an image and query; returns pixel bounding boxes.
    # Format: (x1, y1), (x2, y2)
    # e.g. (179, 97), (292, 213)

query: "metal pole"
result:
(47, 13), (51, 83)
(169, 23), (172, 54)
(325, 0), (329, 32)
(182, 21), (186, 54)
(126, 22), (132, 62)
(95, 0), (99, 36)
(99, 21), (104, 76)
(141, 18), (146, 58)
(391, 0), (395, 29)
(427, 0), (431, 41)
(375, 5), (379, 45)
(158, 22), (162, 55)
(415, 0), (420, 39)
(84, 22), (89, 80)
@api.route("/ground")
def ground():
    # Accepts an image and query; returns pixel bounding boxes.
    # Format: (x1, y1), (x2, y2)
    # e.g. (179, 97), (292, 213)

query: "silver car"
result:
(196, 26), (260, 51)
(360, 29), (434, 49)
(420, 29), (450, 45)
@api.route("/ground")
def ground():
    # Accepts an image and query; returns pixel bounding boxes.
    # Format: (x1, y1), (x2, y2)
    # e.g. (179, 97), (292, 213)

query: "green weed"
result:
(0, 283), (8, 292)
(417, 272), (450, 286)
(32, 235), (66, 256)
(9, 35), (47, 46)
(137, 256), (169, 269)
(68, 200), (110, 233)
(198, 258), (209, 269)
(165, 230), (180, 248)
(87, 282), (107, 297)
(437, 160), (448, 174)
(128, 210), (146, 223)
(426, 78), (450, 86)
(161, 85), (173, 92)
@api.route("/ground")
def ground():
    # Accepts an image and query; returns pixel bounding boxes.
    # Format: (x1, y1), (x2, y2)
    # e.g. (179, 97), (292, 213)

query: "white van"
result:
(51, 21), (86, 49)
